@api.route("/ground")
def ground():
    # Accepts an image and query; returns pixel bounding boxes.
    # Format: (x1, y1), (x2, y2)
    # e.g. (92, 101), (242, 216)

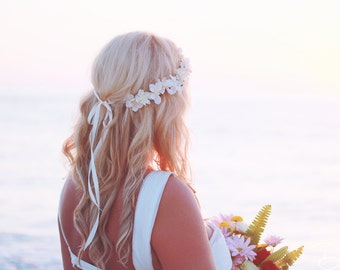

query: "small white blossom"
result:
(176, 68), (186, 80)
(235, 221), (248, 233)
(150, 81), (165, 95)
(164, 76), (182, 95)
(135, 89), (151, 106)
(149, 93), (161, 104)
(126, 94), (143, 112)
(149, 81), (165, 104)
(176, 58), (191, 80)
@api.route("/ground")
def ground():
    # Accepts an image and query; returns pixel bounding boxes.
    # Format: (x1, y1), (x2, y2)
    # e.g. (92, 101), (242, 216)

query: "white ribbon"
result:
(84, 90), (113, 249)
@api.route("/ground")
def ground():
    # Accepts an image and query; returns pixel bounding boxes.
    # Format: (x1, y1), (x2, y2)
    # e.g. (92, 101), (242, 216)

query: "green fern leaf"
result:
(246, 205), (271, 245)
(283, 246), (304, 266)
(263, 246), (288, 264)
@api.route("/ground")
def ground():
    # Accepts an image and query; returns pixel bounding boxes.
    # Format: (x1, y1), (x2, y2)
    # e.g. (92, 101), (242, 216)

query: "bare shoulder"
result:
(162, 174), (196, 204)
(156, 174), (201, 225)
(62, 176), (79, 194)
(154, 174), (203, 235)
(59, 177), (81, 226)
(151, 174), (215, 270)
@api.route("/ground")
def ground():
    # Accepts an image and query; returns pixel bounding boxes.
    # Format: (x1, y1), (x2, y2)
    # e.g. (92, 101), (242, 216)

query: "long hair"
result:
(63, 31), (191, 268)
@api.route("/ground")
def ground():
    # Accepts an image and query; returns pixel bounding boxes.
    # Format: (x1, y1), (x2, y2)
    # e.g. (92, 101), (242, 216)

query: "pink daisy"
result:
(264, 235), (284, 247)
(227, 235), (257, 261)
(231, 254), (244, 268)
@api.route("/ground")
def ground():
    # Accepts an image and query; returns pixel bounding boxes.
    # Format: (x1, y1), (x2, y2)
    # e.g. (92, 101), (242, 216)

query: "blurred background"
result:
(0, 0), (339, 269)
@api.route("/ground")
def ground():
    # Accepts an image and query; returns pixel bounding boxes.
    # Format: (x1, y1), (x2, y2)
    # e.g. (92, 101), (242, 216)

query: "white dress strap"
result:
(132, 171), (172, 270)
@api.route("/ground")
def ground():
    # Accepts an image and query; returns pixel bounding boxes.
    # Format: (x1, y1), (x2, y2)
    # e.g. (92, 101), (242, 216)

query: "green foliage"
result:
(277, 246), (304, 268)
(263, 246), (288, 264)
(246, 205), (272, 245)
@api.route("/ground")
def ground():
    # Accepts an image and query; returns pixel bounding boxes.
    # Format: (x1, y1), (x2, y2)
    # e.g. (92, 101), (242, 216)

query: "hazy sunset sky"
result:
(1, 0), (339, 95)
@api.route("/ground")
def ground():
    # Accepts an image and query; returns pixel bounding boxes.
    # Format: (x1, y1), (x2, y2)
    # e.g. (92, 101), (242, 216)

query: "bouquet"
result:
(211, 205), (303, 270)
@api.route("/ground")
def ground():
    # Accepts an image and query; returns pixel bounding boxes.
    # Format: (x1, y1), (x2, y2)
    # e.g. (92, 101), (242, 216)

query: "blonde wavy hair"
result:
(63, 31), (191, 268)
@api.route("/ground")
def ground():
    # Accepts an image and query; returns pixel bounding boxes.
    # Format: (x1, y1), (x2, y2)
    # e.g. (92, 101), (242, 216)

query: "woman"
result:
(58, 31), (231, 269)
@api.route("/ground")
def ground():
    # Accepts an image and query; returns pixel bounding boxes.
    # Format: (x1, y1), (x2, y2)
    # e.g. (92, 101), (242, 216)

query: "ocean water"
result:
(0, 90), (339, 269)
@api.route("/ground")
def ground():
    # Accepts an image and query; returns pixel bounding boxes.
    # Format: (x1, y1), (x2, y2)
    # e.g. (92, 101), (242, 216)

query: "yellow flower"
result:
(231, 215), (243, 222)
(220, 221), (230, 228)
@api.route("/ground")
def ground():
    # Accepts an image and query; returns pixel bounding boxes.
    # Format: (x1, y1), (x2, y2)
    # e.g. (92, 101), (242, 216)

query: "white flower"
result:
(149, 93), (161, 104)
(149, 81), (165, 104)
(164, 76), (182, 95)
(181, 58), (190, 70)
(178, 58), (191, 78)
(126, 94), (143, 112)
(176, 68), (186, 81)
(135, 89), (151, 106)
(150, 80), (165, 95)
(176, 58), (191, 81)
(235, 221), (248, 233)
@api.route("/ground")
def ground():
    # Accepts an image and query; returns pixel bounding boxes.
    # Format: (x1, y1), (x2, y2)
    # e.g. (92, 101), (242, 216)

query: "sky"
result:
(1, 0), (340, 96)
(1, 2), (339, 267)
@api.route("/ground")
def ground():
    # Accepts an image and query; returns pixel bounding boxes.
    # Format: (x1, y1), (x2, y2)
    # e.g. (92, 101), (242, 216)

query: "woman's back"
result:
(59, 177), (133, 269)
(59, 172), (216, 269)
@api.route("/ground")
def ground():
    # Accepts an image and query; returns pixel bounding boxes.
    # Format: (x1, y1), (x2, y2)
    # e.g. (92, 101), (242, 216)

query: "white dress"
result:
(133, 171), (232, 270)
(59, 171), (232, 269)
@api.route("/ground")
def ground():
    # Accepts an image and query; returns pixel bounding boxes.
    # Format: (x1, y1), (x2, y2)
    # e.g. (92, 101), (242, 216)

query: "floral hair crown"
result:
(125, 58), (191, 112)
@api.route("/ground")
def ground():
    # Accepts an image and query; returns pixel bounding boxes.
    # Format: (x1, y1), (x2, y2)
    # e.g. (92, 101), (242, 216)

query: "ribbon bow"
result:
(84, 90), (113, 249)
